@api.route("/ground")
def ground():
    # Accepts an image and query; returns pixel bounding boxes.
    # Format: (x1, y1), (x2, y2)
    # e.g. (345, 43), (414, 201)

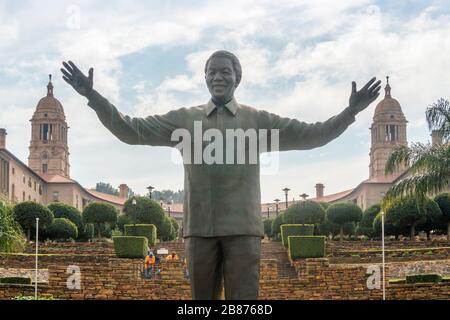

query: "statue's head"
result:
(205, 50), (242, 104)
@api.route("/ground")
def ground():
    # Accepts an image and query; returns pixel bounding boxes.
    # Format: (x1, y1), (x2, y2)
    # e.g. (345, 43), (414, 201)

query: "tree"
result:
(356, 204), (381, 238)
(123, 196), (165, 228)
(170, 217), (179, 234)
(117, 214), (133, 233)
(47, 203), (83, 232)
(326, 202), (362, 241)
(434, 193), (450, 240)
(282, 200), (325, 225)
(264, 218), (274, 239)
(82, 202), (118, 239)
(385, 196), (426, 240)
(159, 215), (175, 242)
(372, 212), (401, 238)
(95, 182), (119, 196)
(418, 199), (443, 240)
(47, 218), (78, 241)
(13, 202), (54, 241)
(152, 190), (184, 203)
(383, 98), (450, 207)
(271, 213), (284, 240)
(0, 201), (25, 253)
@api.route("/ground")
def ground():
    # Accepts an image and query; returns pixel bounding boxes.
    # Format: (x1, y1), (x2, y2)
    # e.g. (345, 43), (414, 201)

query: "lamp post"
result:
(282, 188), (290, 209)
(167, 200), (172, 217)
(147, 186), (154, 199)
(300, 193), (309, 201)
(380, 192), (386, 300)
(274, 199), (280, 216)
(35, 218), (39, 300)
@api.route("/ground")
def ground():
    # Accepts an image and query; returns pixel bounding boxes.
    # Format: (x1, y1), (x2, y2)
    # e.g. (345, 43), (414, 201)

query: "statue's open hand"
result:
(60, 61), (94, 97)
(348, 77), (381, 116)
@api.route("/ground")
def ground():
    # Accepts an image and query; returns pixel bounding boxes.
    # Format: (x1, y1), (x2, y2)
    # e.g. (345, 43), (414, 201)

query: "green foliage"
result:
(95, 182), (119, 196)
(280, 224), (314, 247)
(372, 212), (404, 238)
(13, 201), (54, 240)
(124, 224), (157, 246)
(288, 236), (325, 259)
(0, 201), (25, 253)
(326, 202), (362, 240)
(317, 202), (330, 210)
(0, 277), (31, 284)
(271, 213), (284, 239)
(418, 199), (443, 236)
(159, 215), (175, 241)
(113, 236), (148, 259)
(326, 202), (363, 225)
(434, 193), (450, 221)
(170, 217), (179, 234)
(385, 196), (427, 238)
(47, 218), (78, 240)
(356, 204), (381, 238)
(47, 203), (82, 231)
(80, 223), (94, 241)
(152, 189), (184, 204)
(406, 274), (442, 284)
(282, 200), (325, 225)
(263, 218), (274, 238)
(83, 202), (118, 238)
(123, 197), (165, 231)
(117, 214), (133, 233)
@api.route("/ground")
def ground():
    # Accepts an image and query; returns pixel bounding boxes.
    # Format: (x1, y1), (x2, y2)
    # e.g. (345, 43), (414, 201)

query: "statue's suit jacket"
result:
(87, 90), (356, 238)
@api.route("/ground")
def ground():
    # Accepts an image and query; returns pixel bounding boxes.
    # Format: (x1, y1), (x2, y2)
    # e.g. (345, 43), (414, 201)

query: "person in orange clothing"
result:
(165, 251), (180, 261)
(144, 252), (156, 278)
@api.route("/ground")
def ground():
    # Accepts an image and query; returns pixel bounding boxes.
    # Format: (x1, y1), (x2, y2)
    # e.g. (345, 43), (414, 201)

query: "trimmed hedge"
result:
(281, 224), (314, 247)
(288, 236), (325, 259)
(405, 274), (443, 284)
(113, 236), (148, 259)
(124, 224), (157, 246)
(0, 277), (32, 285)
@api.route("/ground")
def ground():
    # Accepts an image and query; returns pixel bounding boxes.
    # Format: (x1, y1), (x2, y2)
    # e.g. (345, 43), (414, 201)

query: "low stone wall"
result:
(1, 256), (449, 300)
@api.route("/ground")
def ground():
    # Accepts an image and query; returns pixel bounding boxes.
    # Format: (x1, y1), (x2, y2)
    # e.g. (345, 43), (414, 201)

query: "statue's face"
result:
(205, 57), (237, 104)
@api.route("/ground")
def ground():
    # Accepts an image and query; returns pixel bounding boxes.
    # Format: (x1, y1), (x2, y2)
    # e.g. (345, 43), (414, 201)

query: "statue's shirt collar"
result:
(205, 97), (239, 117)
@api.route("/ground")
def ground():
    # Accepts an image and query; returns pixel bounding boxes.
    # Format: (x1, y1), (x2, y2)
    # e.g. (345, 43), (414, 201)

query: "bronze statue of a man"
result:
(61, 51), (380, 300)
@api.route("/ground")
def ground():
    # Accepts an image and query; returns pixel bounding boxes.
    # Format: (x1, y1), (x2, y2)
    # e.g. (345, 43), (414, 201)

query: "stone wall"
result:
(1, 256), (449, 300)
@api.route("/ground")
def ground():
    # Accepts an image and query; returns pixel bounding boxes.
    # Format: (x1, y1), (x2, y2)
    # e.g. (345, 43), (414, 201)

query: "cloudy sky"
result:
(0, 0), (449, 203)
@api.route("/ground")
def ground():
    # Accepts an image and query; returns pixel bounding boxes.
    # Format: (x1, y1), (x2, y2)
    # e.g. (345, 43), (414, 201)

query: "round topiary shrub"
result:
(271, 213), (284, 240)
(13, 202), (54, 241)
(434, 193), (450, 240)
(264, 218), (274, 239)
(326, 202), (362, 241)
(282, 200), (325, 225)
(47, 203), (83, 231)
(123, 196), (165, 227)
(385, 196), (427, 240)
(159, 215), (175, 242)
(47, 218), (78, 241)
(82, 202), (118, 239)
(356, 204), (381, 238)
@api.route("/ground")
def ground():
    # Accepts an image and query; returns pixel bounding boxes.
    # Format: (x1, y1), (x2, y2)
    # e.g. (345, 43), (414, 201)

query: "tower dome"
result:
(369, 77), (408, 178)
(33, 75), (66, 120)
(28, 75), (70, 178)
(373, 76), (406, 122)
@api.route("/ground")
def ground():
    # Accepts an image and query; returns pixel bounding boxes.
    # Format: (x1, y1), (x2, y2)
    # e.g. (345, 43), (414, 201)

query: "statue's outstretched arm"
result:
(61, 61), (180, 147)
(258, 78), (381, 151)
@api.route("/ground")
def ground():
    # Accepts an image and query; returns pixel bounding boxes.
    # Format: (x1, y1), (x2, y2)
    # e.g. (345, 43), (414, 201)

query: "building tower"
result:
(369, 77), (408, 178)
(28, 75), (70, 178)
